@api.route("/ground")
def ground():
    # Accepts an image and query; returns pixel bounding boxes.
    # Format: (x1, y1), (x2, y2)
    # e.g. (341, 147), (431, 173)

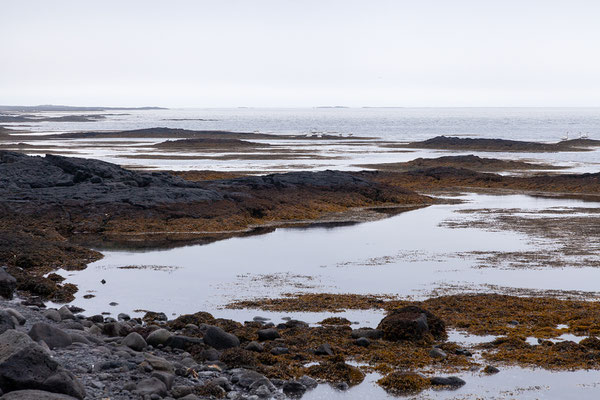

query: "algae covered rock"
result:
(377, 306), (446, 342)
(306, 356), (364, 386)
(377, 371), (430, 395)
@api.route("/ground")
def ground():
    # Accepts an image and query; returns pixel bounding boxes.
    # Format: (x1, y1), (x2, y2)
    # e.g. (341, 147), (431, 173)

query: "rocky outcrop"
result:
(403, 135), (600, 152)
(0, 151), (431, 301)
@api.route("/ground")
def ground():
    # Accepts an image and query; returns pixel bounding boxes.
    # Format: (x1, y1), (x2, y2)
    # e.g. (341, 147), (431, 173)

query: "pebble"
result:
(429, 347), (447, 359)
(270, 346), (289, 355)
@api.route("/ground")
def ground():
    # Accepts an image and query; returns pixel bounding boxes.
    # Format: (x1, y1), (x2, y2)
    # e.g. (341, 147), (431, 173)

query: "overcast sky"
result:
(2, 0), (600, 107)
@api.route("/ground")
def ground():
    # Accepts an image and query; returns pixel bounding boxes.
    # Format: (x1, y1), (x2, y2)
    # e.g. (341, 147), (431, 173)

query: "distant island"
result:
(0, 105), (167, 112)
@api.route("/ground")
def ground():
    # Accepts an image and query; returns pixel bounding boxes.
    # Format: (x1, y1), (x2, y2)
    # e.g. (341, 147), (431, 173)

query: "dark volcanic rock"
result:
(145, 328), (172, 347)
(0, 269), (16, 299)
(284, 320), (309, 329)
(0, 151), (223, 206)
(377, 306), (446, 342)
(245, 341), (264, 352)
(354, 337), (370, 347)
(122, 332), (146, 351)
(0, 311), (15, 335)
(0, 390), (79, 399)
(270, 346), (289, 355)
(404, 135), (599, 152)
(282, 380), (307, 398)
(28, 322), (72, 349)
(166, 335), (203, 350)
(202, 326), (239, 350)
(351, 328), (383, 340)
(0, 151), (418, 210)
(0, 330), (85, 399)
(315, 343), (334, 356)
(430, 376), (466, 388)
(4, 309), (25, 326)
(257, 328), (280, 341)
(102, 322), (130, 337)
(133, 377), (168, 397)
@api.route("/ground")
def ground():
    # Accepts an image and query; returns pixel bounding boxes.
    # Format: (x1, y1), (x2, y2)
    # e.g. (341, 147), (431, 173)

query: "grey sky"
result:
(2, 0), (600, 107)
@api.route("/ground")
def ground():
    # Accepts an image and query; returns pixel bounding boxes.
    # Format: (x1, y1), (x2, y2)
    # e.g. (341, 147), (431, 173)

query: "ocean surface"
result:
(7, 107), (600, 142)
(5, 107), (600, 173)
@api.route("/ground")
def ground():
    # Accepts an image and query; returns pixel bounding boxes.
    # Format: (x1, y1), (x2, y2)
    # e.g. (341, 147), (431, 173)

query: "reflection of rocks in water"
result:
(229, 272), (324, 291)
(117, 265), (180, 272)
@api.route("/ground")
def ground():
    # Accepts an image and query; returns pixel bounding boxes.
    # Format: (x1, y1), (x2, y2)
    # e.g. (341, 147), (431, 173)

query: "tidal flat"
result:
(1, 108), (600, 399)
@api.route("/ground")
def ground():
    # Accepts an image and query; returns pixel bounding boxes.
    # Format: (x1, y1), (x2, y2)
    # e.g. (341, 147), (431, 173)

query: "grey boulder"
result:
(57, 306), (74, 320)
(133, 377), (167, 397)
(122, 332), (146, 351)
(28, 323), (72, 349)
(282, 381), (307, 398)
(0, 311), (15, 335)
(0, 330), (85, 399)
(145, 328), (172, 347)
(0, 390), (79, 399)
(257, 328), (280, 341)
(203, 326), (239, 350)
(0, 269), (16, 300)
(4, 309), (25, 326)
(43, 310), (61, 323)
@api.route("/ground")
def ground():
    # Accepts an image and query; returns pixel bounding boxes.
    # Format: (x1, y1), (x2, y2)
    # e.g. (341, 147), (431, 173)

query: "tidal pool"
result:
(51, 192), (600, 399)
(56, 193), (600, 322)
(303, 367), (600, 400)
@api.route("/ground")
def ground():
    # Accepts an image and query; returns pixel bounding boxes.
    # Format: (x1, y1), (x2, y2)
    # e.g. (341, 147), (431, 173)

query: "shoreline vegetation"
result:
(1, 126), (600, 398)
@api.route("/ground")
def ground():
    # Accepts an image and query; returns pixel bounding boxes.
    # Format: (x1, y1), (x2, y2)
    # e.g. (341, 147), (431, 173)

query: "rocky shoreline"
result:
(0, 279), (473, 400)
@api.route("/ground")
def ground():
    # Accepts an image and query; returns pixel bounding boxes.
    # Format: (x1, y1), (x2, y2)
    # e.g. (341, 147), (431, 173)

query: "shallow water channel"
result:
(57, 193), (599, 320)
(55, 192), (600, 399)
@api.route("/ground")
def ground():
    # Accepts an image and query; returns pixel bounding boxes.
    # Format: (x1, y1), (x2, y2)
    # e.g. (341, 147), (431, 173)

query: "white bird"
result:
(561, 132), (569, 141)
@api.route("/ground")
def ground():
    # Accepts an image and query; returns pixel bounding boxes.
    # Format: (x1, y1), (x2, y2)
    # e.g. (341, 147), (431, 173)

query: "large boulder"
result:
(203, 326), (239, 350)
(28, 323), (72, 349)
(351, 328), (383, 340)
(102, 321), (130, 337)
(282, 381), (307, 398)
(0, 330), (85, 399)
(257, 328), (280, 341)
(166, 335), (203, 351)
(4, 309), (25, 326)
(377, 306), (446, 342)
(0, 269), (16, 300)
(122, 332), (146, 351)
(57, 306), (74, 320)
(0, 390), (79, 399)
(143, 353), (175, 373)
(0, 312), (15, 335)
(146, 328), (172, 347)
(133, 377), (167, 397)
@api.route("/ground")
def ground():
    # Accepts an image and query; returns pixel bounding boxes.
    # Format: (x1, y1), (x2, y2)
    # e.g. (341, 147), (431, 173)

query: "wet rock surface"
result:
(0, 298), (324, 400)
(377, 306), (447, 342)
(0, 293), (488, 399)
(401, 135), (600, 152)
